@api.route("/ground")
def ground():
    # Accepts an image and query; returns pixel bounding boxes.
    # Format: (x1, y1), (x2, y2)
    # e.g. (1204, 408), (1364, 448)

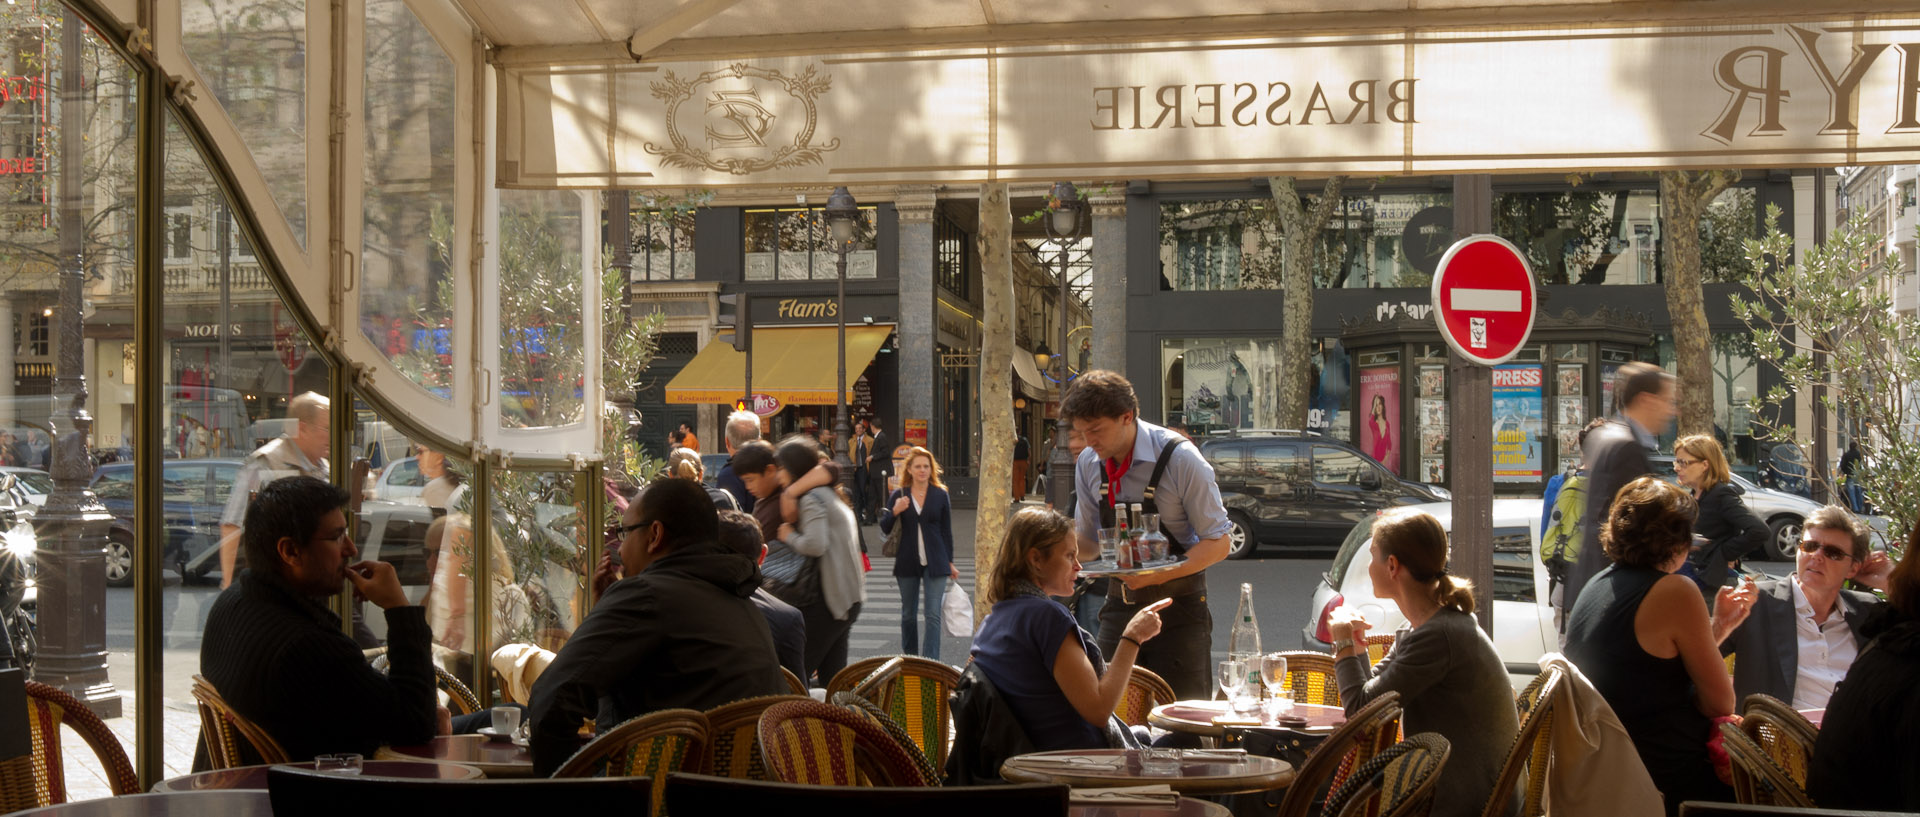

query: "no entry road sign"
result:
(1432, 235), (1537, 366)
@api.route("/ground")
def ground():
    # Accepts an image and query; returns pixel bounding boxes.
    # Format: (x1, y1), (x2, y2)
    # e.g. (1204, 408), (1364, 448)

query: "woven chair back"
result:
(757, 699), (930, 787)
(702, 695), (810, 780)
(550, 708), (708, 816)
(1479, 663), (1565, 817)
(1323, 732), (1453, 817)
(1739, 694), (1817, 789)
(1276, 650), (1342, 706)
(1274, 691), (1403, 817)
(434, 667), (483, 716)
(1362, 634), (1396, 665)
(17, 681), (138, 807)
(824, 655), (959, 769)
(1719, 721), (1813, 807)
(780, 667), (808, 695)
(191, 674), (289, 769)
(1114, 666), (1177, 727)
(832, 691), (942, 785)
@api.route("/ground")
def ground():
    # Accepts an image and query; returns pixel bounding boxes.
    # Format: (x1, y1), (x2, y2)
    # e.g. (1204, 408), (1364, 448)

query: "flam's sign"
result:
(1708, 25), (1920, 142)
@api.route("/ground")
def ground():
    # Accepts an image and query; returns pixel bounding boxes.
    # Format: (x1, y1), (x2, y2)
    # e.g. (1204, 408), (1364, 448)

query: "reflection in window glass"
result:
(1157, 194), (1451, 291)
(489, 470), (584, 660)
(1494, 190), (1660, 285)
(1160, 337), (1351, 439)
(743, 206), (877, 280)
(1313, 446), (1363, 485)
(181, 0), (308, 250)
(1652, 333), (1761, 476)
(363, 0), (455, 396)
(1491, 528), (1535, 603)
(631, 209), (695, 281)
(498, 190), (586, 429)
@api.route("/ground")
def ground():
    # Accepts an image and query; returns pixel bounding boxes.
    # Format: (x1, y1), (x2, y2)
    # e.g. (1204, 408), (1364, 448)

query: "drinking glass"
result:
(1139, 746), (1181, 775)
(1098, 527), (1121, 565)
(1217, 659), (1246, 702)
(314, 753), (363, 775)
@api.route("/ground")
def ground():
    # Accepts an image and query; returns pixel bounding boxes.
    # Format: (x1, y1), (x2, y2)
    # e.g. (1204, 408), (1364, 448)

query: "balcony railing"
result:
(115, 261), (272, 293)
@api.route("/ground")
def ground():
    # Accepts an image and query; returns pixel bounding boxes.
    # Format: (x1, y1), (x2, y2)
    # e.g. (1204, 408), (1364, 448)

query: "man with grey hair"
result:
(219, 391), (331, 588)
(714, 409), (761, 512)
(1720, 505), (1894, 709)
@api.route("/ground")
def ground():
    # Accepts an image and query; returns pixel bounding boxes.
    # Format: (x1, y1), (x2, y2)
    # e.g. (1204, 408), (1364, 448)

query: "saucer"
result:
(477, 726), (520, 742)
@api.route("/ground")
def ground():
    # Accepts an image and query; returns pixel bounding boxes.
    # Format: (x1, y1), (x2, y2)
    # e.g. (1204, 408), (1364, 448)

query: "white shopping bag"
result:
(943, 581), (974, 637)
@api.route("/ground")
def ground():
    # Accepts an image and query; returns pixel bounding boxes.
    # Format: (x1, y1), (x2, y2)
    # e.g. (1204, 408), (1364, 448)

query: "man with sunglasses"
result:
(1720, 505), (1895, 709)
(528, 478), (785, 774)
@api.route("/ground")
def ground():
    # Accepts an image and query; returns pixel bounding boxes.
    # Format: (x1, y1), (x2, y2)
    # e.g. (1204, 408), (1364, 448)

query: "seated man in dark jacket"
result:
(200, 476), (438, 762)
(717, 509), (807, 682)
(528, 479), (786, 774)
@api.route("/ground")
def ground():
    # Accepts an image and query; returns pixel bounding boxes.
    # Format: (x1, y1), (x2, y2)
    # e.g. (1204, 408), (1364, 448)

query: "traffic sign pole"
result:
(1446, 176), (1501, 639)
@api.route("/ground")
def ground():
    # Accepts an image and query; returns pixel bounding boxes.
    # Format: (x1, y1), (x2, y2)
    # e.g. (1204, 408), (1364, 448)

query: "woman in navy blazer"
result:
(880, 446), (959, 660)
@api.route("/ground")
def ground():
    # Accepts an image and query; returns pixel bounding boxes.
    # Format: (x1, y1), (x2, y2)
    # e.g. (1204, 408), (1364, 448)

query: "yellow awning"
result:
(665, 325), (894, 406)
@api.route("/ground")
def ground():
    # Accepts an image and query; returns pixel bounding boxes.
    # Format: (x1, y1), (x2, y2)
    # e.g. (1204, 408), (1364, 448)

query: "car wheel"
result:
(1226, 512), (1257, 560)
(1765, 516), (1801, 562)
(104, 534), (134, 588)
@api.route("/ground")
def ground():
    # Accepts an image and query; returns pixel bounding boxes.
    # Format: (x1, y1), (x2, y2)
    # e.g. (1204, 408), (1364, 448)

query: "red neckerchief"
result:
(1103, 455), (1133, 508)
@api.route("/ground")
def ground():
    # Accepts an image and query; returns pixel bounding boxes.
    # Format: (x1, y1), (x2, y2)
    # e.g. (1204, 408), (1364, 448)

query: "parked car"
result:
(0, 473), (37, 674)
(1650, 455), (1822, 561)
(0, 467), (50, 508)
(90, 459), (241, 587)
(372, 457), (427, 502)
(1196, 431), (1451, 559)
(1301, 500), (1549, 676)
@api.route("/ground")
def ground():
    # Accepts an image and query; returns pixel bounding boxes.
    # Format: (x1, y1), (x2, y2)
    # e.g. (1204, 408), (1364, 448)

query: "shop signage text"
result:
(1091, 80), (1416, 131)
(775, 298), (838, 319)
(1708, 27), (1920, 143)
(181, 323), (246, 338)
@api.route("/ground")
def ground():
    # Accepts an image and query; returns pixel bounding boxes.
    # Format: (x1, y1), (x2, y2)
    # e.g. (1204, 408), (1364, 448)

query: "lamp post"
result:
(825, 187), (859, 495)
(1043, 182), (1087, 512)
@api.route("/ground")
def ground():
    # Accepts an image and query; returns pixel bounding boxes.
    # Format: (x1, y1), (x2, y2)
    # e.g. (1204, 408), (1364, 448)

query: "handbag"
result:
(761, 539), (821, 608)
(943, 581), (973, 637)
(880, 490), (904, 558)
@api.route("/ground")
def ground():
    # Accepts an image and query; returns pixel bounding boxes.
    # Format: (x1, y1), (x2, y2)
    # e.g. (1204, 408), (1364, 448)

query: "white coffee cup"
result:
(491, 705), (521, 736)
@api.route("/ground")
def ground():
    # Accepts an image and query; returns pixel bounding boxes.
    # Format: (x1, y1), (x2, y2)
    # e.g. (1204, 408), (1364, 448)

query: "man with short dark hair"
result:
(200, 476), (437, 762)
(528, 479), (784, 774)
(865, 417), (889, 523)
(732, 440), (785, 547)
(1065, 370), (1231, 698)
(717, 509), (807, 680)
(716, 410), (762, 512)
(1562, 361), (1677, 626)
(1721, 505), (1893, 709)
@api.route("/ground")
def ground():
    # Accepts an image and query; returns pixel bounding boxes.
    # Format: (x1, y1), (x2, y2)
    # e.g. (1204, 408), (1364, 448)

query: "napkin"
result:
(1019, 754), (1126, 770)
(1182, 749), (1246, 761)
(1211, 714), (1262, 726)
(1069, 785), (1181, 806)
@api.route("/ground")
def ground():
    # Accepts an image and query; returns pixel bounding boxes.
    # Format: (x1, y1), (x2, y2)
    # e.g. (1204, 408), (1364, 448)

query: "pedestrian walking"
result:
(850, 419), (873, 524)
(865, 416), (890, 523)
(1674, 434), (1766, 605)
(1562, 362), (1675, 629)
(879, 446), (958, 661)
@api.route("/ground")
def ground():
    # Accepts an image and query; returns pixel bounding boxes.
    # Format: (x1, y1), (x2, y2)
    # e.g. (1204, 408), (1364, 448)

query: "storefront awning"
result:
(665, 325), (893, 406)
(1012, 346), (1049, 396)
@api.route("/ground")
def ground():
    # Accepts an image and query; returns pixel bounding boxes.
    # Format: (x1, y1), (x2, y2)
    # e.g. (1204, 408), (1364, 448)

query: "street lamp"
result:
(824, 187), (859, 494)
(1043, 181), (1087, 512)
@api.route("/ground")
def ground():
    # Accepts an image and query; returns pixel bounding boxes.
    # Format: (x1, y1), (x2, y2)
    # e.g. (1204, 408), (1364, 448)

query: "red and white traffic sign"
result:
(1431, 235), (1537, 366)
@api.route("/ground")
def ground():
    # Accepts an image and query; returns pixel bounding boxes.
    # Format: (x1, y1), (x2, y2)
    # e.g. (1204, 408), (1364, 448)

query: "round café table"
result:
(376, 734), (536, 778)
(1069, 796), (1231, 816)
(8, 791), (270, 816)
(152, 760), (485, 791)
(1000, 749), (1293, 796)
(1148, 700), (1347, 740)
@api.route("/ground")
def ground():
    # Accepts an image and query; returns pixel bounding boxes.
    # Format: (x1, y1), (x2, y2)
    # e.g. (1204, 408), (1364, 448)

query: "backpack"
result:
(1540, 473), (1586, 584)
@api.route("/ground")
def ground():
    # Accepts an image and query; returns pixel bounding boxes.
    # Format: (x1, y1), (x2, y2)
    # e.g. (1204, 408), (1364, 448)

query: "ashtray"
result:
(1274, 716), (1309, 729)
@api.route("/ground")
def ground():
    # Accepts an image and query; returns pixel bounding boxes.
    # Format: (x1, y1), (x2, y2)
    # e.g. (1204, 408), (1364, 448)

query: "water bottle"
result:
(1139, 512), (1170, 564)
(1228, 582), (1262, 665)
(1128, 503), (1149, 565)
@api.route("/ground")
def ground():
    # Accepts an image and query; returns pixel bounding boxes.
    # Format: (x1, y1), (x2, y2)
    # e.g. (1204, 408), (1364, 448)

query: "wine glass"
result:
(1260, 653), (1295, 721)
(1217, 658), (1246, 702)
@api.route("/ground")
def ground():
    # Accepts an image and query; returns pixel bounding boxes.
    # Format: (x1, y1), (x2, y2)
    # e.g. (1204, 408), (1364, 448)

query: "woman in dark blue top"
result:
(969, 507), (1169, 751)
(879, 446), (958, 661)
(1565, 477), (1756, 816)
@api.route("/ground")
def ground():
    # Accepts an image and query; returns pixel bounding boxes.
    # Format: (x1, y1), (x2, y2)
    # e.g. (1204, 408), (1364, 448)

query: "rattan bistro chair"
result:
(1276, 650), (1343, 706)
(368, 652), (484, 716)
(552, 708), (708, 815)
(702, 695), (810, 780)
(1479, 661), (1566, 817)
(1362, 634), (1397, 665)
(1114, 665), (1177, 728)
(1719, 721), (1814, 807)
(1739, 694), (1818, 789)
(1275, 691), (1403, 817)
(758, 699), (931, 787)
(1322, 732), (1453, 817)
(825, 655), (960, 770)
(0, 681), (140, 808)
(192, 674), (289, 769)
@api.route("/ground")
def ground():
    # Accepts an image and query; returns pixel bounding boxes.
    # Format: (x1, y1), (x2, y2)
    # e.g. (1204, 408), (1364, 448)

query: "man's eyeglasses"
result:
(609, 520), (649, 538)
(1797, 539), (1853, 562)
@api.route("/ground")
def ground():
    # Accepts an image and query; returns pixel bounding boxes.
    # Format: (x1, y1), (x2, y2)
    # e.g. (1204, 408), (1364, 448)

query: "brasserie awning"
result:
(1012, 346), (1050, 397)
(665, 325), (894, 405)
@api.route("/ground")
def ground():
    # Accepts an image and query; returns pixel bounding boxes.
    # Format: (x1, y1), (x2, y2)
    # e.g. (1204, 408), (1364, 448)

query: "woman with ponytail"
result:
(665, 447), (739, 511)
(1326, 508), (1518, 817)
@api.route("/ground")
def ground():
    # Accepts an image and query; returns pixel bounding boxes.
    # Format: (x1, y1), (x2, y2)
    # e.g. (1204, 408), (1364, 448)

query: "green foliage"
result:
(1732, 205), (1915, 558)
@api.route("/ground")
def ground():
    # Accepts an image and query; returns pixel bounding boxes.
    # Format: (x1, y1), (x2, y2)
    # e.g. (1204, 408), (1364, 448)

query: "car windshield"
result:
(1326, 512), (1378, 588)
(11, 472), (50, 495)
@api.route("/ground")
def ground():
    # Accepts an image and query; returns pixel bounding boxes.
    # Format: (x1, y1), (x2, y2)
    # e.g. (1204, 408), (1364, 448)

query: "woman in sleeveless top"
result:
(1565, 477), (1757, 815)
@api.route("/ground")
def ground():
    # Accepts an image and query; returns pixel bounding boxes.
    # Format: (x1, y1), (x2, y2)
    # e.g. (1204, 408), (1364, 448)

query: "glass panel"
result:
(150, 99), (335, 783)
(1157, 193), (1451, 291)
(631, 208), (695, 282)
(1312, 445), (1364, 485)
(181, 0), (308, 250)
(1490, 528), (1535, 603)
(742, 206), (877, 281)
(1248, 444), (1301, 483)
(497, 190), (587, 429)
(1493, 190), (1660, 285)
(488, 469), (585, 667)
(362, 0), (455, 396)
